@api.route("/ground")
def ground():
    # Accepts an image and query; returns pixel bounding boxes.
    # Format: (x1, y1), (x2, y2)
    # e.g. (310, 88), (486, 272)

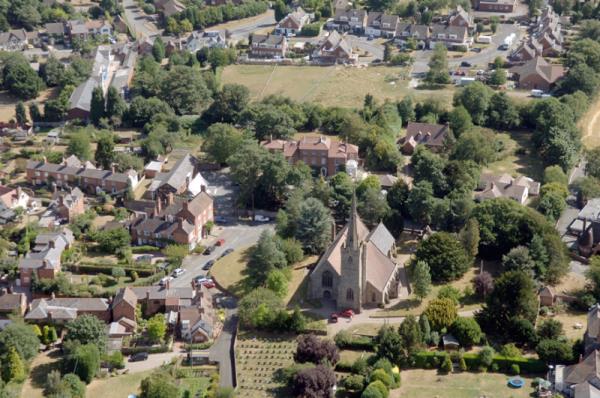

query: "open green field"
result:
(392, 369), (536, 398)
(484, 130), (545, 181)
(221, 65), (455, 108)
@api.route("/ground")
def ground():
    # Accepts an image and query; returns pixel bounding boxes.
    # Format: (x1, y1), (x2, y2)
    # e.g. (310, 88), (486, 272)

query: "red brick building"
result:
(261, 136), (359, 176)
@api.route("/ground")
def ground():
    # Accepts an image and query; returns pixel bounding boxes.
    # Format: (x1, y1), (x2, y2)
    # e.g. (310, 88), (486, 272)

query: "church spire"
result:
(347, 191), (359, 250)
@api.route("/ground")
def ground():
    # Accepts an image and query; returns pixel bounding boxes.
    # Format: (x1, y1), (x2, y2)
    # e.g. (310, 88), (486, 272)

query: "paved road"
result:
(226, 10), (276, 41)
(122, 0), (160, 38)
(411, 23), (523, 75)
(209, 295), (238, 387)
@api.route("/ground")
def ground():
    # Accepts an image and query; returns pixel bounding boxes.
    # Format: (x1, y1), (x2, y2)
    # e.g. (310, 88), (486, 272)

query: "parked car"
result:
(219, 248), (234, 259)
(472, 47), (482, 53)
(172, 268), (185, 277)
(215, 238), (225, 246)
(202, 281), (216, 289)
(204, 245), (215, 255)
(215, 215), (228, 224)
(338, 309), (354, 318)
(129, 352), (149, 362)
(254, 215), (270, 222)
(159, 276), (173, 286)
(195, 276), (212, 284)
(202, 260), (215, 270)
(460, 61), (472, 67)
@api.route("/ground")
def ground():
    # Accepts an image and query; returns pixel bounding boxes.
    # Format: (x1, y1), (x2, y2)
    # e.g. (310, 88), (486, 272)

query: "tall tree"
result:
(412, 260), (432, 301)
(425, 43), (451, 84)
(67, 131), (92, 161)
(295, 198), (333, 254)
(152, 37), (165, 62)
(415, 232), (470, 282)
(89, 86), (105, 126)
(15, 101), (27, 125)
(95, 133), (115, 170)
(203, 123), (246, 164)
(105, 86), (127, 122)
(228, 142), (267, 211)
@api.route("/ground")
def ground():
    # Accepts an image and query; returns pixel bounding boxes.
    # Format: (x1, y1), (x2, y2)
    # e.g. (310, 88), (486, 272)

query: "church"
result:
(308, 197), (409, 313)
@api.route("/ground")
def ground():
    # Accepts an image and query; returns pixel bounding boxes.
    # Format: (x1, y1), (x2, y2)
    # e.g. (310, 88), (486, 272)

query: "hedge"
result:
(411, 351), (546, 374)
(122, 344), (171, 355)
(131, 246), (160, 253)
(66, 263), (156, 277)
(184, 342), (212, 350)
(300, 22), (322, 37)
(335, 361), (354, 373)
(335, 335), (375, 350)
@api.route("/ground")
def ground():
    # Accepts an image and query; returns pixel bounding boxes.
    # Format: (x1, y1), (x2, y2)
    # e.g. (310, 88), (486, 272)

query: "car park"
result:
(129, 352), (148, 362)
(172, 268), (185, 277)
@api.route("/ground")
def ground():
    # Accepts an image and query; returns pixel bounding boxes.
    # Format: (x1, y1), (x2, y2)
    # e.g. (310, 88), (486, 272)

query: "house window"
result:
(322, 271), (333, 287)
(372, 292), (376, 302)
(346, 288), (354, 301)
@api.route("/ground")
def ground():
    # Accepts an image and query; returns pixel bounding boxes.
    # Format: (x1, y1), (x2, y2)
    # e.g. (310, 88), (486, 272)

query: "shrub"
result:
(510, 364), (520, 375)
(352, 357), (369, 376)
(343, 374), (365, 391)
(500, 343), (522, 358)
(423, 298), (458, 331)
(478, 346), (495, 369)
(440, 355), (453, 374)
(334, 330), (374, 350)
(458, 356), (467, 371)
(450, 317), (483, 347)
(370, 368), (392, 388)
(361, 380), (389, 398)
(295, 334), (339, 365)
(300, 22), (322, 37)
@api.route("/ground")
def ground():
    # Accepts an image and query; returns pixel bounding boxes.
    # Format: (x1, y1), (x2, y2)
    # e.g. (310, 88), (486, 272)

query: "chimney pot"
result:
(168, 192), (174, 206)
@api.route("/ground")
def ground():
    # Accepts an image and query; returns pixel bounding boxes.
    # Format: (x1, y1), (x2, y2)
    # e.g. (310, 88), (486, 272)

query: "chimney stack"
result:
(111, 164), (116, 174)
(42, 156), (47, 164)
(168, 192), (174, 206)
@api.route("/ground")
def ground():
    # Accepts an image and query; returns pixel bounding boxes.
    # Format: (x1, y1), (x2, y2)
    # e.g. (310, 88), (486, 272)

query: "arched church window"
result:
(346, 288), (354, 301)
(322, 271), (333, 288)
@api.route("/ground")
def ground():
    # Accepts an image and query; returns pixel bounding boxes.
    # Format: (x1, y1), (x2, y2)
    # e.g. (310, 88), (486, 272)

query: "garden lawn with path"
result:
(392, 369), (536, 398)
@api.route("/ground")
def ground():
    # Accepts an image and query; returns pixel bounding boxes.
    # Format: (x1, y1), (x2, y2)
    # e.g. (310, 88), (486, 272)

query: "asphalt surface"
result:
(411, 23), (523, 75)
(122, 0), (160, 38)
(226, 10), (276, 41)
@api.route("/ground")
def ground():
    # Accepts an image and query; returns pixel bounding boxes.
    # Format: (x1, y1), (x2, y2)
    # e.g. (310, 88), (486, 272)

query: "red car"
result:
(202, 281), (216, 289)
(215, 238), (225, 246)
(338, 309), (354, 318)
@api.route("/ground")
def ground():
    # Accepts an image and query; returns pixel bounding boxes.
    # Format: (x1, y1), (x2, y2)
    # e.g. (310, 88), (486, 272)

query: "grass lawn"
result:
(540, 311), (587, 340)
(285, 256), (318, 307)
(235, 332), (297, 398)
(208, 245), (252, 297)
(20, 349), (62, 398)
(392, 369), (536, 398)
(484, 130), (545, 181)
(86, 370), (153, 398)
(339, 349), (375, 364)
(221, 64), (455, 108)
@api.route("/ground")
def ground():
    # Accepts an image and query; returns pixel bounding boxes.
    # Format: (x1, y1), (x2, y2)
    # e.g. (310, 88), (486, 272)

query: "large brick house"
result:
(475, 0), (516, 12)
(275, 7), (311, 36)
(27, 156), (139, 195)
(398, 122), (451, 154)
(509, 56), (565, 91)
(25, 296), (111, 323)
(129, 285), (196, 317)
(365, 12), (399, 38)
(144, 154), (208, 201)
(19, 229), (74, 286)
(130, 191), (214, 250)
(53, 187), (85, 222)
(250, 34), (288, 58)
(111, 287), (137, 322)
(261, 136), (359, 176)
(312, 30), (358, 65)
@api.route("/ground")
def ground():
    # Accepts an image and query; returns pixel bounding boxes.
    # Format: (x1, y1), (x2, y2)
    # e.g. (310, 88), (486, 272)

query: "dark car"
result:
(219, 248), (234, 258)
(202, 260), (215, 270)
(129, 352), (149, 362)
(215, 215), (228, 224)
(460, 61), (472, 67)
(472, 47), (482, 53)
(203, 245), (215, 255)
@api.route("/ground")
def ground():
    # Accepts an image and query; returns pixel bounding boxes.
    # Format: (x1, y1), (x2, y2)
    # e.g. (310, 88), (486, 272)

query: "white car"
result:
(159, 276), (174, 286)
(254, 215), (270, 222)
(171, 268), (185, 277)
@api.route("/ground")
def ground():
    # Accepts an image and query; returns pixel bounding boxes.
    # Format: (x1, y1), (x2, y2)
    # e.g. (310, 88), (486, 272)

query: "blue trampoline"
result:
(508, 377), (525, 388)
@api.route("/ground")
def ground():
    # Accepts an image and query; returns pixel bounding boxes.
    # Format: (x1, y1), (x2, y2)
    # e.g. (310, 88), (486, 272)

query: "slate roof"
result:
(25, 297), (109, 321)
(402, 122), (449, 148)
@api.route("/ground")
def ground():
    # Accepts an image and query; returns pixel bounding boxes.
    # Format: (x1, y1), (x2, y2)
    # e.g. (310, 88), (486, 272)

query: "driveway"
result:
(122, 0), (160, 38)
(410, 23), (524, 75)
(345, 35), (385, 60)
(209, 295), (238, 388)
(125, 344), (184, 373)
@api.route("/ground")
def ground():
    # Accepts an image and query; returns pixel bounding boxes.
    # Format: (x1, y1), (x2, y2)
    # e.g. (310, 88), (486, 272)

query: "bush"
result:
(450, 317), (483, 347)
(500, 343), (522, 358)
(343, 374), (365, 391)
(411, 351), (546, 374)
(300, 22), (322, 37)
(295, 334), (339, 365)
(478, 346), (495, 369)
(440, 355), (453, 374)
(370, 368), (392, 388)
(362, 380), (389, 398)
(510, 364), (520, 375)
(131, 246), (160, 253)
(352, 357), (369, 376)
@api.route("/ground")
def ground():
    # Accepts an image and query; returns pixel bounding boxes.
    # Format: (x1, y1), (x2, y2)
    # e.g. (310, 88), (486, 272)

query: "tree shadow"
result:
(29, 358), (60, 390)
(384, 298), (421, 311)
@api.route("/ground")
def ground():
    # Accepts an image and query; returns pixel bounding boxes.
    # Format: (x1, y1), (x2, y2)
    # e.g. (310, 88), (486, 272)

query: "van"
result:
(477, 35), (492, 44)
(531, 89), (544, 98)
